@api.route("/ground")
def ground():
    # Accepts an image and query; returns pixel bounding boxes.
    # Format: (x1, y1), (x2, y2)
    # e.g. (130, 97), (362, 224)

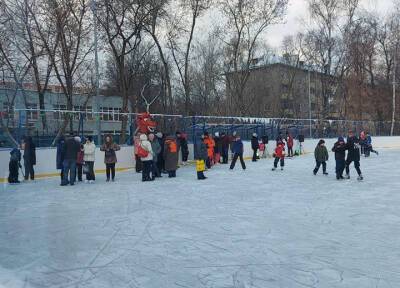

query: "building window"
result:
(73, 106), (93, 120)
(26, 103), (38, 122)
(53, 104), (67, 119)
(3, 102), (14, 120)
(100, 107), (122, 122)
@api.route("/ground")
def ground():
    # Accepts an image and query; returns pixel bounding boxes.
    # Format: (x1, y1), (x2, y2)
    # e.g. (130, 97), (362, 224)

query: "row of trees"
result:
(0, 0), (399, 144)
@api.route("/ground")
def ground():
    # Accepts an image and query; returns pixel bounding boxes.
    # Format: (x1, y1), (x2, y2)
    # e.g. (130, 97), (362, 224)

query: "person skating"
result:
(156, 132), (166, 174)
(272, 142), (285, 171)
(163, 135), (179, 178)
(76, 140), (84, 182)
(149, 133), (161, 179)
(260, 135), (269, 158)
(22, 136), (36, 181)
(176, 131), (189, 166)
(332, 136), (347, 180)
(56, 136), (65, 181)
(313, 139), (329, 175)
(230, 134), (246, 170)
(286, 132), (294, 157)
(251, 133), (259, 162)
(214, 132), (222, 164)
(276, 132), (284, 145)
(100, 135), (121, 182)
(220, 132), (230, 164)
(365, 132), (379, 157)
(345, 130), (363, 180)
(8, 147), (22, 184)
(61, 134), (80, 186)
(194, 134), (208, 180)
(83, 136), (96, 183)
(133, 134), (143, 173)
(139, 134), (154, 182)
(203, 132), (215, 169)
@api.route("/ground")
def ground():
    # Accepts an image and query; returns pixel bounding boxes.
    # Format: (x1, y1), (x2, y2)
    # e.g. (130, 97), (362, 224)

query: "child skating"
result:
(313, 139), (329, 175)
(272, 142), (285, 171)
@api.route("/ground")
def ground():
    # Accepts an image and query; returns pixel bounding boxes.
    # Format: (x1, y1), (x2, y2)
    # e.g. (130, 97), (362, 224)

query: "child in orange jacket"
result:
(272, 142), (285, 171)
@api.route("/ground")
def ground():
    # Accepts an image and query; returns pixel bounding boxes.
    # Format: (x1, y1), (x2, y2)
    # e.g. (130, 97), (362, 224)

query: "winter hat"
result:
(156, 132), (163, 138)
(253, 133), (257, 137)
(318, 139), (325, 145)
(74, 136), (81, 143)
(204, 131), (209, 137)
(139, 134), (148, 141)
(215, 132), (220, 137)
(232, 131), (237, 136)
(338, 136), (344, 142)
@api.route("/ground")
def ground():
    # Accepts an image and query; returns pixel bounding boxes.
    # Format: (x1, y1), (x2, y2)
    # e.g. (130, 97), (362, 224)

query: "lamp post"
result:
(91, 0), (101, 145)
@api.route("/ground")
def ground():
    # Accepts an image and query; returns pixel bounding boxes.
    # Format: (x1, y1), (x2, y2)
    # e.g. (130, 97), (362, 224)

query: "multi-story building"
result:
(0, 81), (126, 137)
(226, 61), (343, 120)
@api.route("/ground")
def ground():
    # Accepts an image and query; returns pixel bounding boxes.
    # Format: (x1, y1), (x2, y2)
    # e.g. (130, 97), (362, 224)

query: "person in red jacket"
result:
(272, 142), (286, 171)
(286, 132), (294, 157)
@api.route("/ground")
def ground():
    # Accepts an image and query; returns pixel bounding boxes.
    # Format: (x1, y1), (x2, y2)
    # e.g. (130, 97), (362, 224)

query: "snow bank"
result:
(1, 136), (399, 182)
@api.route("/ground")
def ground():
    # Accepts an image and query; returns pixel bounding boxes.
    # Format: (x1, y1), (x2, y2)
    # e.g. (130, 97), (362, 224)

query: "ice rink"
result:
(1, 149), (400, 288)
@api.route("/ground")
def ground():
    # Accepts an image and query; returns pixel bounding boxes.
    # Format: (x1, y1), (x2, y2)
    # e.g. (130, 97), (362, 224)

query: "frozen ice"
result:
(1, 149), (400, 287)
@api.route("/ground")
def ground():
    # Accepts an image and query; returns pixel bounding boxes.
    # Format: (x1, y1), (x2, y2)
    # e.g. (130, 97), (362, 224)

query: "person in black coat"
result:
(156, 132), (166, 173)
(61, 135), (81, 186)
(176, 131), (189, 165)
(194, 135), (208, 180)
(251, 133), (259, 162)
(332, 136), (347, 180)
(8, 148), (22, 183)
(345, 131), (363, 180)
(220, 132), (230, 164)
(22, 136), (36, 181)
(56, 136), (65, 181)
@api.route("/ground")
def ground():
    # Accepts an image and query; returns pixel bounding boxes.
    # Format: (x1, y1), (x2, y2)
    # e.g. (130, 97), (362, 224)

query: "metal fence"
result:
(0, 109), (399, 148)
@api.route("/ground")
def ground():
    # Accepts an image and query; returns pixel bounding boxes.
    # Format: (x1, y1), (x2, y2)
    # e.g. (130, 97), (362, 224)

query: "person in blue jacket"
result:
(365, 132), (379, 157)
(56, 136), (65, 181)
(229, 134), (246, 170)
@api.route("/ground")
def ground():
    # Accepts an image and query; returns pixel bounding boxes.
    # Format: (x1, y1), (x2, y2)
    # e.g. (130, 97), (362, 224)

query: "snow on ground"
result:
(1, 149), (400, 288)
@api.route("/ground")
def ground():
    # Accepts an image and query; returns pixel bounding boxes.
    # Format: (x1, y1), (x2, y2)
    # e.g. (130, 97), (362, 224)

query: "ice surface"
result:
(1, 149), (400, 288)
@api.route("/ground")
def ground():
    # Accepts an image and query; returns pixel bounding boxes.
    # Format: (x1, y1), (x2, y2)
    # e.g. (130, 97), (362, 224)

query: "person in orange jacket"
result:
(203, 132), (215, 169)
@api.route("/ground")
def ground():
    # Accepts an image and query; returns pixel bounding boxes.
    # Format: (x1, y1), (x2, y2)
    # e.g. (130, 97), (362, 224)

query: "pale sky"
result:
(265, 0), (395, 48)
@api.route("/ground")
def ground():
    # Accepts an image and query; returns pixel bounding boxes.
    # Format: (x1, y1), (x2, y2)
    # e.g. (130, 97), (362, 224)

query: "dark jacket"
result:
(232, 138), (244, 154)
(221, 135), (230, 149)
(332, 141), (346, 161)
(56, 137), (65, 169)
(151, 139), (161, 162)
(10, 148), (21, 163)
(100, 137), (120, 164)
(261, 135), (269, 144)
(63, 137), (81, 161)
(23, 137), (36, 165)
(163, 136), (179, 171)
(251, 136), (259, 150)
(214, 136), (222, 153)
(346, 136), (361, 161)
(314, 145), (329, 162)
(194, 140), (208, 161)
(178, 136), (189, 157)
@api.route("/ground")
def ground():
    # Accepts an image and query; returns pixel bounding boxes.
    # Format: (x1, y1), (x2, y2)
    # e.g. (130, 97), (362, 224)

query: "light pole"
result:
(308, 65), (312, 138)
(391, 43), (398, 136)
(91, 0), (101, 145)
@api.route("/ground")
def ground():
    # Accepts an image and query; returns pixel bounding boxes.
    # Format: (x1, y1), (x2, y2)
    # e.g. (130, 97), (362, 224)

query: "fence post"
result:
(192, 116), (196, 145)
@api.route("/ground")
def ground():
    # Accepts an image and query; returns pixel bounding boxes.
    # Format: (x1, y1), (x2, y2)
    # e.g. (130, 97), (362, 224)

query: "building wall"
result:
(0, 88), (126, 135)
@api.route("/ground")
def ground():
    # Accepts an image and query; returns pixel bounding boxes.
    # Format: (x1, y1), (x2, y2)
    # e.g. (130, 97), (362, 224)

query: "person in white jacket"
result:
(83, 136), (96, 183)
(139, 134), (154, 182)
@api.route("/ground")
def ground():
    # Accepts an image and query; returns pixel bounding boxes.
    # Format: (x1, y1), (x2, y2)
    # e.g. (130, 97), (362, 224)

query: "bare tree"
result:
(167, 0), (211, 115)
(30, 0), (93, 143)
(3, 0), (54, 131)
(221, 0), (288, 116)
(97, 0), (156, 144)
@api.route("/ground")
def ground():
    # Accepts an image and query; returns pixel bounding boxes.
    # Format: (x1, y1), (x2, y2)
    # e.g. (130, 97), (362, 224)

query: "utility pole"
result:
(308, 66), (312, 138)
(391, 43), (397, 136)
(92, 0), (101, 145)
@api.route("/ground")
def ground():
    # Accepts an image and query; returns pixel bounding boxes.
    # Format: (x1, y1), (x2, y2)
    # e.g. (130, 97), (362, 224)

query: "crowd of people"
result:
(7, 130), (378, 185)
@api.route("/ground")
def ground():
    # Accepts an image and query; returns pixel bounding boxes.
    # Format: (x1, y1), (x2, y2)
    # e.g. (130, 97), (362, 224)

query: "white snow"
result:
(1, 149), (400, 288)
